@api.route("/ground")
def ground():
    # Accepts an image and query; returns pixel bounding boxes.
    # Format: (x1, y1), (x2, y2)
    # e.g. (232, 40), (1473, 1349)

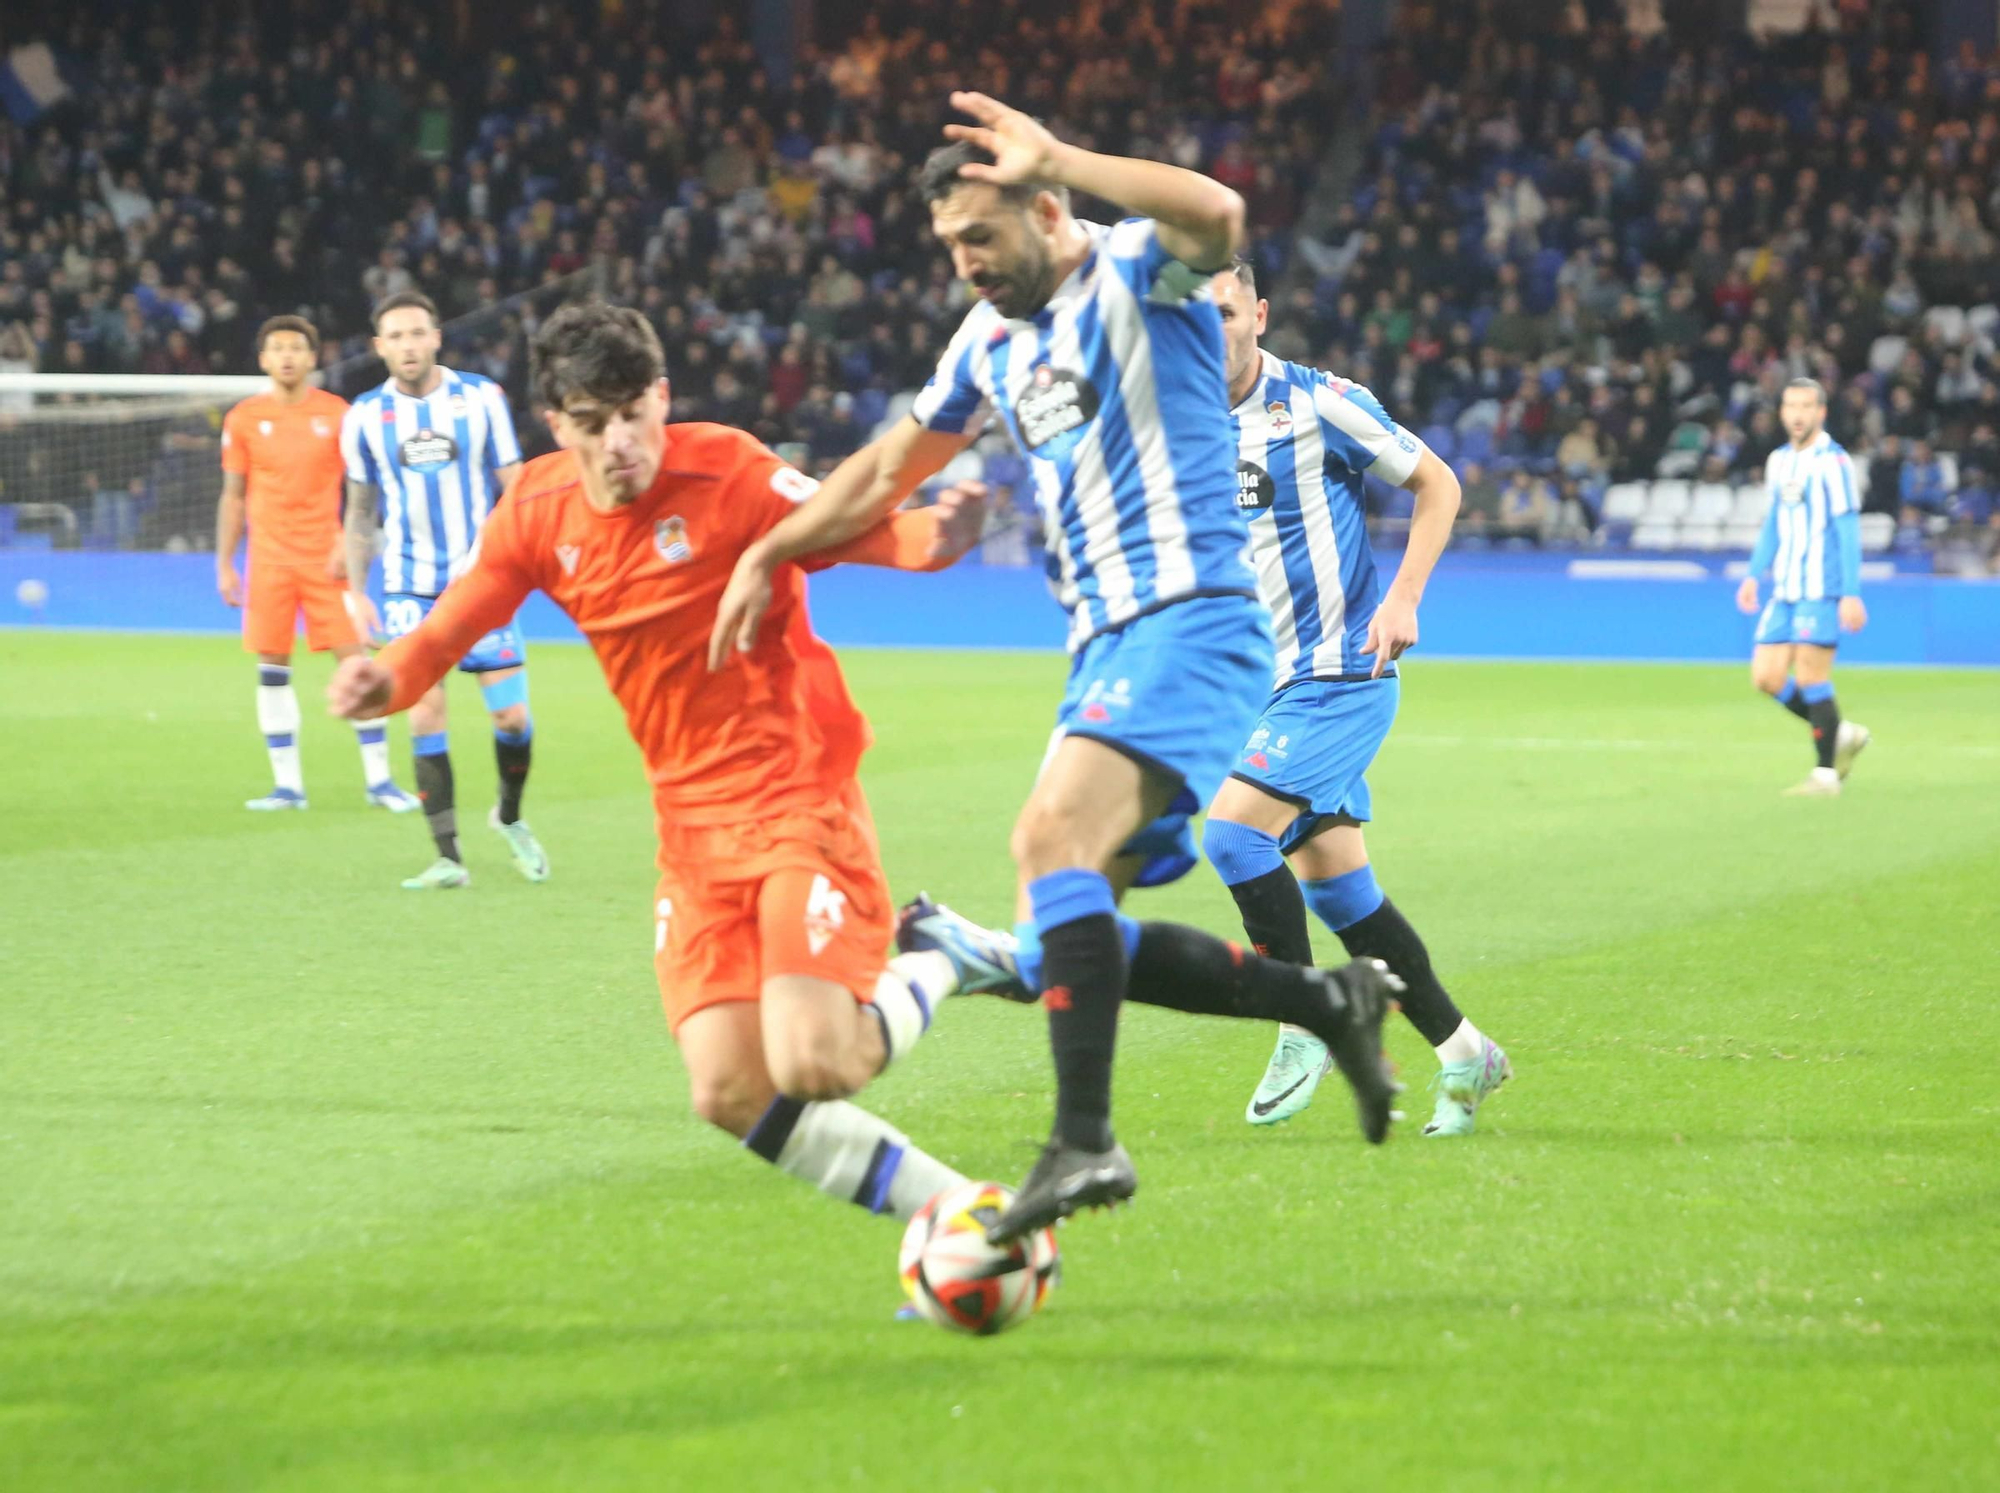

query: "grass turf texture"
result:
(3, 630), (1997, 1491)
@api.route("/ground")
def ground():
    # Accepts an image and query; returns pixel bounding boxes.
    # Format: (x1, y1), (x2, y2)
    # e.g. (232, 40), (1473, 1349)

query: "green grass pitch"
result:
(3, 630), (1997, 1491)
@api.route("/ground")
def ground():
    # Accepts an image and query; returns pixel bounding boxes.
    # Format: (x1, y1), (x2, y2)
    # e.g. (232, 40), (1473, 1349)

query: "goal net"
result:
(0, 374), (265, 555)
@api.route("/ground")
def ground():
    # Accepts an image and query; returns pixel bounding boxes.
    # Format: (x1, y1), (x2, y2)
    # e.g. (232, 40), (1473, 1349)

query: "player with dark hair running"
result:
(709, 96), (1401, 1245)
(330, 302), (1002, 1230)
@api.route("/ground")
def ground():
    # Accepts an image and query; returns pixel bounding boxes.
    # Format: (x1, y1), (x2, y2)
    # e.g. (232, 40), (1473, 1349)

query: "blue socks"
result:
(1302, 864), (1384, 936)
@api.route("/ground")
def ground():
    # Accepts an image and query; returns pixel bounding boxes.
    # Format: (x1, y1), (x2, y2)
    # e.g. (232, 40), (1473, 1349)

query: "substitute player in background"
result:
(330, 302), (997, 1232)
(216, 314), (418, 815)
(1736, 378), (1870, 797)
(341, 291), (541, 890)
(1203, 261), (1510, 1137)
(710, 96), (1401, 1245)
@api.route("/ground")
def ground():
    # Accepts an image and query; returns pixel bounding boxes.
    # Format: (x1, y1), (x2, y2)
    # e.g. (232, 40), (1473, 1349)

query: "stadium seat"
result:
(1677, 520), (1726, 551)
(1644, 480), (1692, 520)
(1600, 483), (1648, 523)
(1629, 520), (1679, 550)
(1689, 483), (1734, 522)
(1723, 520), (1764, 552)
(1732, 484), (1768, 523)
(1859, 513), (1895, 553)
(1868, 334), (1907, 375)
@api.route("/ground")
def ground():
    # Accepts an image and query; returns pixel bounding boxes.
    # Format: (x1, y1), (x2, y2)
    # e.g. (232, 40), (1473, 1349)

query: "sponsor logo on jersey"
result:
(1394, 428), (1419, 453)
(1077, 676), (1133, 725)
(310, 418), (332, 439)
(805, 874), (846, 956)
(555, 543), (580, 575)
(399, 429), (458, 472)
(1015, 363), (1099, 461)
(258, 420), (273, 436)
(1236, 459), (1275, 512)
(654, 515), (693, 565)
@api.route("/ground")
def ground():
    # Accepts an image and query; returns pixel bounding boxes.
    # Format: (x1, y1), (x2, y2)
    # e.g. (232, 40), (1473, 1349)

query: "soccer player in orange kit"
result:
(327, 302), (993, 1222)
(218, 314), (418, 813)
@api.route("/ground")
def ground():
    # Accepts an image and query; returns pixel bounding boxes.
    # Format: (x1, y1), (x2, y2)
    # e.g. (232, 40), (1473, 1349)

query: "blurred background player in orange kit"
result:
(216, 315), (418, 815)
(328, 302), (992, 1225)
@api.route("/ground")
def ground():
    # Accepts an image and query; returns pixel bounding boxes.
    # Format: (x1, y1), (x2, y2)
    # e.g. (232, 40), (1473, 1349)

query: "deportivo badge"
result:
(1265, 399), (1292, 434)
(654, 516), (693, 565)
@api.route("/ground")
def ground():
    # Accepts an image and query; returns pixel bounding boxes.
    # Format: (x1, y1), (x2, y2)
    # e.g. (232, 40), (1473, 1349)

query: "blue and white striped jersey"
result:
(340, 367), (523, 596)
(910, 217), (1257, 650)
(1230, 350), (1425, 687)
(1752, 433), (1861, 601)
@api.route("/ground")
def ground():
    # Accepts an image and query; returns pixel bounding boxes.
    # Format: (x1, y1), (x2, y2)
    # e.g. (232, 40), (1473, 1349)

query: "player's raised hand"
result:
(1736, 576), (1760, 614)
(1362, 593), (1419, 679)
(929, 480), (991, 564)
(709, 549), (776, 671)
(1839, 595), (1868, 632)
(327, 655), (394, 719)
(216, 560), (243, 608)
(944, 92), (1063, 186)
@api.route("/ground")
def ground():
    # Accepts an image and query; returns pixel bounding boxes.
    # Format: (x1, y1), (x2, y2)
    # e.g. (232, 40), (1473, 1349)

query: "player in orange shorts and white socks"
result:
(329, 302), (991, 1224)
(216, 315), (418, 814)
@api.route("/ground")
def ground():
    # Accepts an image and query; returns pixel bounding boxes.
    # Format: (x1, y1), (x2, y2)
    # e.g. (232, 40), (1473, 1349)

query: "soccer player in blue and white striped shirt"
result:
(340, 291), (547, 888)
(709, 95), (1399, 1242)
(1735, 378), (1871, 797)
(1200, 262), (1510, 1137)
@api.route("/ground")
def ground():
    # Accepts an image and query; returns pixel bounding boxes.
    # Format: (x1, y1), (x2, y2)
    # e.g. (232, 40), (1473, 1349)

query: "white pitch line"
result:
(1398, 734), (2000, 758)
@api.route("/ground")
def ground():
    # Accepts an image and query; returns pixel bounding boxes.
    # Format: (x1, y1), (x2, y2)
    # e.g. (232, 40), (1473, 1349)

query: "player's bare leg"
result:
(678, 975), (967, 1221)
(330, 640), (418, 814)
(246, 648), (310, 810)
(478, 666), (547, 881)
(990, 736), (1398, 1244)
(402, 682), (468, 887)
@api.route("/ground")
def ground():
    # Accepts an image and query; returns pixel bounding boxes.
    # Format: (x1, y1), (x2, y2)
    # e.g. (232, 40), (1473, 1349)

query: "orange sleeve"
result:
(220, 408), (249, 476)
(376, 506), (538, 715)
(804, 509), (955, 573)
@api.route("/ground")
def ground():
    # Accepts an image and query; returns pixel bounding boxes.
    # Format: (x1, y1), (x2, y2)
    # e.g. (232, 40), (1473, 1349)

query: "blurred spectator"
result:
(1898, 441), (1949, 523)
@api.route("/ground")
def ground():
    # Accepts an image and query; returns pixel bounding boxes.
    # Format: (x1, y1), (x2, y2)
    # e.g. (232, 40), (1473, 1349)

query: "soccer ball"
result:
(15, 578), (48, 610)
(899, 1180), (1059, 1335)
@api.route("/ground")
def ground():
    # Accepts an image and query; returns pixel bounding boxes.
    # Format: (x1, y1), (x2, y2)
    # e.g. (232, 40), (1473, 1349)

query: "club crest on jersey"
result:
(449, 394), (470, 418)
(1265, 400), (1292, 434)
(1237, 459), (1275, 512)
(1779, 475), (1807, 504)
(1015, 363), (1100, 462)
(399, 429), (458, 473)
(654, 515), (693, 565)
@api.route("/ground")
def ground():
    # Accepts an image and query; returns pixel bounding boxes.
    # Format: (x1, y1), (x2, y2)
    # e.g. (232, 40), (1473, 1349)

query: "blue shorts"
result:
(1232, 675), (1400, 855)
(383, 593), (528, 674)
(1047, 592), (1274, 888)
(1754, 598), (1839, 648)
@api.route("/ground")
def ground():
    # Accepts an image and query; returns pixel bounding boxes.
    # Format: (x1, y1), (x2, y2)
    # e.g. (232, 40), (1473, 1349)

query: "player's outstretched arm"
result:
(707, 417), (973, 668)
(1366, 447), (1462, 677)
(946, 90), (1244, 270)
(804, 482), (992, 574)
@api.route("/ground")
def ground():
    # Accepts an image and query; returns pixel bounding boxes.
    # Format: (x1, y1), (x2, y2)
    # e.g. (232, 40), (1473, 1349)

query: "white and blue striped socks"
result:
(744, 1097), (965, 1220)
(356, 722), (391, 790)
(255, 665), (304, 794)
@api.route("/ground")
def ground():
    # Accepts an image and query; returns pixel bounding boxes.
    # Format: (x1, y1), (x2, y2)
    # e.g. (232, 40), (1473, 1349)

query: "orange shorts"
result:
(652, 779), (894, 1031)
(243, 562), (362, 656)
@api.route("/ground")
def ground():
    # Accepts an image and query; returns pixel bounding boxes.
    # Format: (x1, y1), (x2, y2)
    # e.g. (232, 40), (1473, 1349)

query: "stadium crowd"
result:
(1299, 0), (2000, 559)
(0, 0), (1336, 479)
(2, 0), (1996, 567)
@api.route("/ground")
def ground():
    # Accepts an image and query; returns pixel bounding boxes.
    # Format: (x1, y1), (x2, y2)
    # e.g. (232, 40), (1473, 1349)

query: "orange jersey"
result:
(221, 388), (351, 566)
(374, 422), (955, 826)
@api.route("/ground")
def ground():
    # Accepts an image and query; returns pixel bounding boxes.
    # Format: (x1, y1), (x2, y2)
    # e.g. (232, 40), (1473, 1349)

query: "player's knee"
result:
(1010, 800), (1087, 879)
(1751, 663), (1785, 695)
(688, 1074), (766, 1138)
(491, 702), (529, 736)
(765, 1046), (860, 1103)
